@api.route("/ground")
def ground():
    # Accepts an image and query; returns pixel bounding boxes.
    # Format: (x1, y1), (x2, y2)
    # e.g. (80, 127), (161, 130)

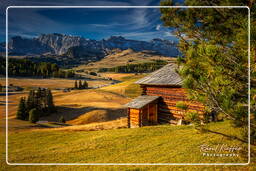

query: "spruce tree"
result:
(78, 80), (82, 89)
(74, 80), (78, 89)
(26, 90), (35, 112)
(82, 80), (88, 89)
(16, 97), (27, 120)
(46, 89), (56, 113)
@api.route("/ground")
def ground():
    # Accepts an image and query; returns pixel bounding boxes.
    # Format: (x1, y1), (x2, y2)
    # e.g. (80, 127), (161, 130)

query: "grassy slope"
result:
(75, 49), (175, 72)
(100, 74), (145, 98)
(1, 121), (255, 170)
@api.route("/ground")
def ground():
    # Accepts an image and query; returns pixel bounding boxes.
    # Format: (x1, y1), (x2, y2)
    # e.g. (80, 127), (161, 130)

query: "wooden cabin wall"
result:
(142, 85), (205, 124)
(129, 108), (140, 128)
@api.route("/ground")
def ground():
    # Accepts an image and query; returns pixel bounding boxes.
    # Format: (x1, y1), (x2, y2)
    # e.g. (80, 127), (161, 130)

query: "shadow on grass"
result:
(40, 106), (126, 124)
(205, 129), (248, 143)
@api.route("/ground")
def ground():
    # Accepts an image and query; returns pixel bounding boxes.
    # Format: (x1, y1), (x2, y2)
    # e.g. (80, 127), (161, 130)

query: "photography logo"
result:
(199, 144), (242, 157)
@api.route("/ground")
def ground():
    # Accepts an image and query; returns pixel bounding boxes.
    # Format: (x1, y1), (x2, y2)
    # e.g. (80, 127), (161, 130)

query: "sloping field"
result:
(76, 49), (175, 71)
(0, 77), (111, 89)
(0, 76), (132, 132)
(1, 121), (254, 171)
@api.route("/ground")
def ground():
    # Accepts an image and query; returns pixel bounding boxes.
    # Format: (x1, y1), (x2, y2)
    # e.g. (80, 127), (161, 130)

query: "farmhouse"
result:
(125, 63), (205, 128)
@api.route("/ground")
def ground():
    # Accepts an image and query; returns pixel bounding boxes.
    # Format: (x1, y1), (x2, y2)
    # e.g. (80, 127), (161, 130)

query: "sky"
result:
(0, 0), (182, 42)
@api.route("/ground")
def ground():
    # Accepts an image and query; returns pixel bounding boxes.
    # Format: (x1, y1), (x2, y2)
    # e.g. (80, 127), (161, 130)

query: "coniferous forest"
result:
(0, 57), (75, 78)
(98, 60), (167, 73)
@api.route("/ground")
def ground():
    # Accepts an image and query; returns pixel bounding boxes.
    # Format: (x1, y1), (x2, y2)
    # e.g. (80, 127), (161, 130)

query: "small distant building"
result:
(125, 63), (205, 128)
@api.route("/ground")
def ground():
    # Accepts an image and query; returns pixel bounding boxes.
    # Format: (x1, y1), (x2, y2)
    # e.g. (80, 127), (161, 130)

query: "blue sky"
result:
(0, 0), (180, 42)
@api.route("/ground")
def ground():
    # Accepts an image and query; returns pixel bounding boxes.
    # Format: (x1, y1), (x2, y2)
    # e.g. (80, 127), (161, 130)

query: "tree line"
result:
(17, 88), (56, 123)
(0, 57), (75, 78)
(98, 60), (168, 73)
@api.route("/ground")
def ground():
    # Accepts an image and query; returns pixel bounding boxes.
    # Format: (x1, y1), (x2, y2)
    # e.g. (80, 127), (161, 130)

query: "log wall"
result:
(129, 108), (140, 128)
(142, 85), (205, 124)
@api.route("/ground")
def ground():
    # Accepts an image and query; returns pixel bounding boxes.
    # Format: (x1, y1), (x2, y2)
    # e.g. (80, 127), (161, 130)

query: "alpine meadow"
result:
(0, 0), (256, 170)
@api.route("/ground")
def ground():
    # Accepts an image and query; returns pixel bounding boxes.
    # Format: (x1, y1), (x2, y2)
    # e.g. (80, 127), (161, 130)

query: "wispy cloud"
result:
(156, 24), (161, 30)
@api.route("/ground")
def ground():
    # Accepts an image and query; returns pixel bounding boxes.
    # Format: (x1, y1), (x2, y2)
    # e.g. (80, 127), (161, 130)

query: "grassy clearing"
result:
(1, 120), (255, 170)
(100, 74), (145, 98)
(0, 77), (111, 89)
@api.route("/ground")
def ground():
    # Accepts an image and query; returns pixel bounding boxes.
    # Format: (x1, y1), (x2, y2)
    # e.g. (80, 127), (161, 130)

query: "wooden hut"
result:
(125, 63), (205, 127)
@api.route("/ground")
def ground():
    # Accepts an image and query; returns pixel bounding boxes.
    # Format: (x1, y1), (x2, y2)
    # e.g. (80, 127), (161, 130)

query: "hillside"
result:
(76, 49), (176, 72)
(1, 120), (254, 170)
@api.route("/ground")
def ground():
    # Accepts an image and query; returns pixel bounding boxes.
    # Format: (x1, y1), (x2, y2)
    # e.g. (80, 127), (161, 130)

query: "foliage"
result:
(175, 101), (188, 110)
(0, 57), (75, 78)
(74, 80), (88, 89)
(160, 0), (255, 136)
(16, 88), (56, 121)
(98, 60), (168, 73)
(29, 108), (40, 123)
(16, 97), (27, 120)
(26, 88), (56, 115)
(184, 111), (199, 123)
(74, 80), (78, 89)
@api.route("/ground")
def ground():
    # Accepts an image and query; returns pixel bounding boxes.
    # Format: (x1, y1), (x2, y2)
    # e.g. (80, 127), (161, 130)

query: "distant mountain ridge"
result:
(3, 33), (180, 57)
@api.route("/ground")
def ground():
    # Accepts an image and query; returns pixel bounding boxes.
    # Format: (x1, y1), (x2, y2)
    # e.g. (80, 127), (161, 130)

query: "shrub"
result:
(29, 108), (40, 123)
(176, 101), (188, 110)
(184, 111), (199, 123)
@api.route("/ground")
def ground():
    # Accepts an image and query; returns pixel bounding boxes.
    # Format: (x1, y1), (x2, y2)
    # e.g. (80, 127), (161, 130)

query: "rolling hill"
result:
(75, 48), (176, 72)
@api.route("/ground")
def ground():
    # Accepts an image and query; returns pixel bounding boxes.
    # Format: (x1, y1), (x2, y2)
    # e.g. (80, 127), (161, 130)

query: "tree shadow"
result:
(205, 129), (248, 143)
(40, 105), (127, 124)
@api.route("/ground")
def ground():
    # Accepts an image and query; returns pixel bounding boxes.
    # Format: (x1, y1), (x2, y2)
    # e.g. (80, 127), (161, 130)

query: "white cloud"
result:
(164, 31), (175, 37)
(156, 24), (161, 31)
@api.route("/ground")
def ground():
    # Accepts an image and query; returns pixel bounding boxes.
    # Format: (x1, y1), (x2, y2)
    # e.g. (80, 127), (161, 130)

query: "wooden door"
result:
(148, 103), (157, 124)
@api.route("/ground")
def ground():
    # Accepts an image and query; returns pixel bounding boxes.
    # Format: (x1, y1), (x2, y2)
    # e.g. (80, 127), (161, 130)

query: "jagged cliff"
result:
(5, 33), (180, 57)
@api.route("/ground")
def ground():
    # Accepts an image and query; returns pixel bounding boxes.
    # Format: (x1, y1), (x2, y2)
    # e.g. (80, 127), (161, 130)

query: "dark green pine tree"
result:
(46, 89), (56, 113)
(160, 0), (255, 134)
(26, 90), (36, 112)
(74, 80), (78, 89)
(16, 97), (27, 120)
(78, 80), (82, 89)
(82, 80), (88, 89)
(29, 108), (40, 123)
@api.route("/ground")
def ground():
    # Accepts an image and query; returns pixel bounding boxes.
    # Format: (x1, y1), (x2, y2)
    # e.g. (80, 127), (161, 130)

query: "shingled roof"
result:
(135, 63), (182, 86)
(124, 95), (159, 109)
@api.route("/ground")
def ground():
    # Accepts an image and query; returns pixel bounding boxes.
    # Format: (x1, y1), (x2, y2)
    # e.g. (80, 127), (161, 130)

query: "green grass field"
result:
(1, 120), (255, 170)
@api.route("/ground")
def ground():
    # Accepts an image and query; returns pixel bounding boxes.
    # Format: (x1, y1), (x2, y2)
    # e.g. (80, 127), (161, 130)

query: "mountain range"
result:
(2, 33), (180, 57)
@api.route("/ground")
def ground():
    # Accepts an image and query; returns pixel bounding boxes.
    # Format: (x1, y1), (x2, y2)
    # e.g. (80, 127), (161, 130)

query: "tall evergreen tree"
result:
(160, 1), (255, 134)
(16, 97), (27, 120)
(74, 80), (78, 89)
(26, 90), (36, 112)
(82, 80), (88, 89)
(78, 80), (82, 89)
(46, 89), (56, 113)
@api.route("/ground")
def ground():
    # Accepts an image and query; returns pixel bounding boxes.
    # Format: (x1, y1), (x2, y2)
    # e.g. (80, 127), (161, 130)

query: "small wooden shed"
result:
(125, 95), (159, 128)
(125, 63), (205, 127)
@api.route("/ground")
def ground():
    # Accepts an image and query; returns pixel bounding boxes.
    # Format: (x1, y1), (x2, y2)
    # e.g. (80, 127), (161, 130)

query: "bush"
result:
(184, 111), (199, 123)
(29, 108), (40, 123)
(176, 101), (188, 110)
(59, 116), (66, 123)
